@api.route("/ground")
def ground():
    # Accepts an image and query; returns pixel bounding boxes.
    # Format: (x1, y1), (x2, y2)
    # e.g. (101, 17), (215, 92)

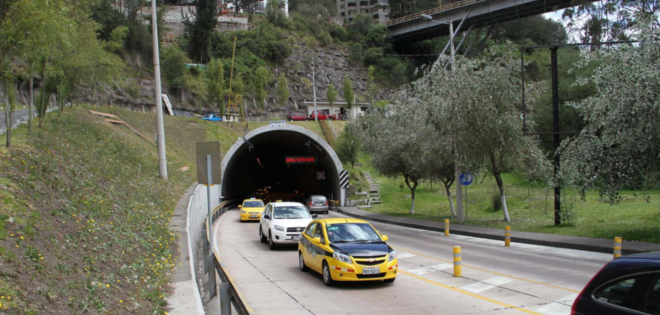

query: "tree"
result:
(184, 0), (218, 63)
(366, 65), (377, 105)
(336, 126), (360, 167)
(277, 72), (289, 108)
(387, 0), (438, 19)
(358, 101), (429, 214)
(161, 48), (188, 96)
(560, 24), (660, 202)
(561, 0), (659, 43)
(266, 0), (286, 26)
(206, 58), (224, 112)
(1, 0), (72, 134)
(342, 76), (354, 109)
(254, 65), (270, 109)
(413, 51), (547, 222)
(326, 83), (337, 107)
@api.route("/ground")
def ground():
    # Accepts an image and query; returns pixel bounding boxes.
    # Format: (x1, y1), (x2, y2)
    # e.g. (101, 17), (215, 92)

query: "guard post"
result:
(453, 246), (462, 277)
(505, 226), (511, 247)
(445, 219), (450, 236)
(614, 237), (622, 259)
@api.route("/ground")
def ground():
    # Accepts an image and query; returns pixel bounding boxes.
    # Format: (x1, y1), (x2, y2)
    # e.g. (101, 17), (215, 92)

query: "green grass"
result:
(352, 154), (660, 243)
(0, 107), (195, 313)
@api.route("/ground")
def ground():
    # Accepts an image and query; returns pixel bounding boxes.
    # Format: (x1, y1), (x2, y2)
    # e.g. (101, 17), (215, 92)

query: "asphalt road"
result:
(213, 210), (611, 315)
(0, 109), (30, 133)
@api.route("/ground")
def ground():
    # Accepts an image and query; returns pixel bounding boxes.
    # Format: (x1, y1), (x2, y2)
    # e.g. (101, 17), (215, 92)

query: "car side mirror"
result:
(264, 214), (270, 220)
(312, 214), (318, 218)
(381, 235), (389, 242)
(238, 205), (242, 209)
(313, 237), (321, 244)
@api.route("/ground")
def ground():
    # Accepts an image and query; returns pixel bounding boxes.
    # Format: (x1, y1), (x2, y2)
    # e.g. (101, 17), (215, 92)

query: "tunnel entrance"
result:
(221, 124), (345, 205)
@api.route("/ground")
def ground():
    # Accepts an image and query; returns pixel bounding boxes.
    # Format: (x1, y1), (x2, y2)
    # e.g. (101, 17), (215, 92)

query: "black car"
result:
(572, 252), (660, 315)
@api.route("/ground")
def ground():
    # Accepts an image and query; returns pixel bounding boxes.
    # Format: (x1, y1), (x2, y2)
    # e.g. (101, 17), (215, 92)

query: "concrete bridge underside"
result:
(389, 0), (588, 43)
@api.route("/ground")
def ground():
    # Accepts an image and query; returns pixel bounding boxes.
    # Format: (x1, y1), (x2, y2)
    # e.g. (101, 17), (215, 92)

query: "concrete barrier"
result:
(183, 184), (221, 314)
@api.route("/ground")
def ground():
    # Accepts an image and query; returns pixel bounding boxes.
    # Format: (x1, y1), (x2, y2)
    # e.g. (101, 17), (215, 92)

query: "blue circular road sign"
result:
(459, 172), (473, 186)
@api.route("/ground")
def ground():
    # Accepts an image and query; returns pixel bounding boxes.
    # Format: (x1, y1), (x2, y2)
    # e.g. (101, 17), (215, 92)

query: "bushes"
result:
(161, 48), (188, 89)
(329, 23), (347, 42)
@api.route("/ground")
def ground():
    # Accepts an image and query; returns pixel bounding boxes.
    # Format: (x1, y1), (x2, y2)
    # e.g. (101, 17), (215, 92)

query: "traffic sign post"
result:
(196, 142), (222, 300)
(459, 173), (473, 221)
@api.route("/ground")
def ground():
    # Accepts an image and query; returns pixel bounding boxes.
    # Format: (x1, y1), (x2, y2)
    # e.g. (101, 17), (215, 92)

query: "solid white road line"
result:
(397, 252), (416, 259)
(460, 276), (515, 294)
(535, 294), (579, 315)
(408, 263), (454, 276)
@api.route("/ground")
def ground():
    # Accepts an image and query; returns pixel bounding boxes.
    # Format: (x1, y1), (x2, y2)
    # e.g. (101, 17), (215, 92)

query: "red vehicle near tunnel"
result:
(287, 112), (308, 121)
(309, 110), (339, 121)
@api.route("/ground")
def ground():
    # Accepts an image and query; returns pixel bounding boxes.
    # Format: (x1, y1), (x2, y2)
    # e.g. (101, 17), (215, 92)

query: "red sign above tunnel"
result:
(285, 156), (317, 164)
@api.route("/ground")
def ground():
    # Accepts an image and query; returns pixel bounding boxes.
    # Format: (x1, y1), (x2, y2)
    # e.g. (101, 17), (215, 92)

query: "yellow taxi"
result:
(238, 198), (265, 222)
(298, 218), (397, 286)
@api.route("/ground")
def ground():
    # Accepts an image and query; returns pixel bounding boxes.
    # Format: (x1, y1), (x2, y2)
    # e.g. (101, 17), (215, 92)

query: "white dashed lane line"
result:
(460, 276), (515, 294)
(535, 294), (579, 315)
(407, 263), (454, 276)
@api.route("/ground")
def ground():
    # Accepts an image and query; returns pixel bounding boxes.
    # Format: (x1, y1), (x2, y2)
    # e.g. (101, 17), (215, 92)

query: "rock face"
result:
(260, 42), (388, 116)
(48, 42), (389, 116)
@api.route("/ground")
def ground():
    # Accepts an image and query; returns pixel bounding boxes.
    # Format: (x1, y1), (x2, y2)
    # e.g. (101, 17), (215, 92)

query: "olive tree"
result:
(560, 24), (660, 202)
(416, 52), (546, 222)
(358, 95), (431, 214)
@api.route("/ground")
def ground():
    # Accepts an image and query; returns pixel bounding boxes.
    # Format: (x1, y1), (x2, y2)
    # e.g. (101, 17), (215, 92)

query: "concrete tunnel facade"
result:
(220, 124), (346, 206)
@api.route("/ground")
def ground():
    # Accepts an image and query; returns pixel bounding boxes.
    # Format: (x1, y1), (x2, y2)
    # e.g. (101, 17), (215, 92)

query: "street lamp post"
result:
(151, 0), (168, 180)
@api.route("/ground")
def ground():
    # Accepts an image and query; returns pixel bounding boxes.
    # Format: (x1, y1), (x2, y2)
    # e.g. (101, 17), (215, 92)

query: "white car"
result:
(259, 202), (317, 250)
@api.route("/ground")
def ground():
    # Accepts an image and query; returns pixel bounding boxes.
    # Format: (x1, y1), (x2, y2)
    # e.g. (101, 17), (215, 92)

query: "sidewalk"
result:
(337, 207), (660, 255)
(167, 184), (204, 315)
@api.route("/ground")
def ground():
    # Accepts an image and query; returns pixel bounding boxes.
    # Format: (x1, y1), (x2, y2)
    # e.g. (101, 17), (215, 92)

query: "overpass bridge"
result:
(387, 0), (584, 43)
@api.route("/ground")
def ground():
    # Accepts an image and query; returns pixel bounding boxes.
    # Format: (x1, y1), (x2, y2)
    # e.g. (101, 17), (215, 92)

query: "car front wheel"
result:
(269, 231), (277, 250)
(299, 251), (308, 272)
(259, 226), (267, 243)
(322, 261), (335, 286)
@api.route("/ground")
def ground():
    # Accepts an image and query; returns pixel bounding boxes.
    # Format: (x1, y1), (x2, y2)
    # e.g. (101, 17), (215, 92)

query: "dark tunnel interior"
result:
(222, 130), (341, 203)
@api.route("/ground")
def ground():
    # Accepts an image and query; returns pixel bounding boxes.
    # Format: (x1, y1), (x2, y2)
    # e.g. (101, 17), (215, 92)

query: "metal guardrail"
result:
(202, 200), (256, 315)
(386, 0), (482, 26)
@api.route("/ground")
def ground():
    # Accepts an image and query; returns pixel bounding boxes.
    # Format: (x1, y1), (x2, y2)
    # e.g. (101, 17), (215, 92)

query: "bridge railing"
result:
(386, 0), (482, 26)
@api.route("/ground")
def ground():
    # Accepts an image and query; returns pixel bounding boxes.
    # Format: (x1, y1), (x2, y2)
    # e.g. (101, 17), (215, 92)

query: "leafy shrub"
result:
(316, 31), (333, 47)
(329, 23), (347, 42)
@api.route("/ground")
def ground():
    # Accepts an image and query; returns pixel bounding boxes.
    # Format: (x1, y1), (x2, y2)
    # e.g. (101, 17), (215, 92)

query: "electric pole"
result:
(450, 20), (463, 223)
(151, 0), (168, 180)
(313, 66), (318, 121)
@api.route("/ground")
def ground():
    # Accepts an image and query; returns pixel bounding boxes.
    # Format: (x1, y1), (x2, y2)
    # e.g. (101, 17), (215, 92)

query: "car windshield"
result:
(243, 201), (264, 207)
(326, 223), (381, 243)
(273, 206), (311, 219)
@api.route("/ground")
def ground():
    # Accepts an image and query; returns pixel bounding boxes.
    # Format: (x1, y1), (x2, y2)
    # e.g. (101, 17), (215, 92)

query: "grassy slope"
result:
(0, 107), (196, 313)
(0, 105), (333, 313)
(353, 154), (660, 243)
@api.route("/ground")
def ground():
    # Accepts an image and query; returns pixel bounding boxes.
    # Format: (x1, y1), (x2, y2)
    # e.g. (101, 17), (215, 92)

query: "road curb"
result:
(336, 207), (660, 255)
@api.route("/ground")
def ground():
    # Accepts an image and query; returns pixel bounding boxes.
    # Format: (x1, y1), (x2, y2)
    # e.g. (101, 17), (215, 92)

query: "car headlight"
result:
(274, 225), (284, 232)
(388, 250), (396, 262)
(240, 210), (246, 214)
(333, 251), (352, 264)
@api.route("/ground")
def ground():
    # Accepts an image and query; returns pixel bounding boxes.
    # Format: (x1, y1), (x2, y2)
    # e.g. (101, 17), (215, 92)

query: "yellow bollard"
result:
(614, 237), (622, 259)
(445, 219), (450, 236)
(453, 246), (462, 277)
(505, 226), (511, 247)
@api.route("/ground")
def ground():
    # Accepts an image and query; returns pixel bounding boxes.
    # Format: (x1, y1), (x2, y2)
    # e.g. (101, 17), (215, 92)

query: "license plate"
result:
(250, 215), (258, 218)
(291, 235), (299, 241)
(362, 267), (380, 275)
(316, 203), (323, 206)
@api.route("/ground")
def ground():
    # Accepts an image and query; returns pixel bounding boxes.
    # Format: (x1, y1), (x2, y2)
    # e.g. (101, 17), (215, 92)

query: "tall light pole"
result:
(312, 66), (318, 121)
(448, 20), (463, 223)
(151, 0), (168, 180)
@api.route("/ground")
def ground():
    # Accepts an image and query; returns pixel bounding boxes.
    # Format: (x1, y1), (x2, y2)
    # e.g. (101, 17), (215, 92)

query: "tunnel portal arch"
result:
(221, 124), (346, 206)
